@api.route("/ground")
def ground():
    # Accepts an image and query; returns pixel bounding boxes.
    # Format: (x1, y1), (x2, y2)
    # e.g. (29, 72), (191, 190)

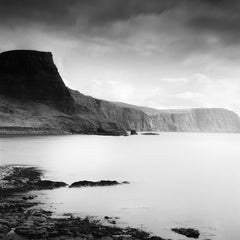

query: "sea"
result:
(1, 133), (240, 240)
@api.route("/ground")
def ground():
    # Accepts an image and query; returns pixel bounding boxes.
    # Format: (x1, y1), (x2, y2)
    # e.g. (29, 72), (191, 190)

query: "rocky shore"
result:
(0, 166), (168, 240)
(0, 166), (202, 240)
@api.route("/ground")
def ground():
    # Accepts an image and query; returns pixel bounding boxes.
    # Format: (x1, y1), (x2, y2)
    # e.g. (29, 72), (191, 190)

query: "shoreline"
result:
(0, 165), (168, 240)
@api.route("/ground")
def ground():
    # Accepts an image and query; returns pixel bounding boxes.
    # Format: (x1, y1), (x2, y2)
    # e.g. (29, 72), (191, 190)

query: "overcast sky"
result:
(1, 0), (240, 113)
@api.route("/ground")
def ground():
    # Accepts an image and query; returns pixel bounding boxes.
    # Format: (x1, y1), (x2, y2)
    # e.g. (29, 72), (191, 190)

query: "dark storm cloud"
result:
(182, 0), (240, 44)
(1, 0), (239, 39)
(0, 0), (78, 27)
(0, 0), (178, 29)
(1, 0), (240, 46)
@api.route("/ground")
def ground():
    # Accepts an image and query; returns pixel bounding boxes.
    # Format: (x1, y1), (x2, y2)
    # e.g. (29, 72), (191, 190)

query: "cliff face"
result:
(0, 50), (75, 113)
(70, 90), (152, 131)
(0, 49), (240, 135)
(113, 102), (240, 133)
(149, 108), (240, 132)
(0, 50), (150, 135)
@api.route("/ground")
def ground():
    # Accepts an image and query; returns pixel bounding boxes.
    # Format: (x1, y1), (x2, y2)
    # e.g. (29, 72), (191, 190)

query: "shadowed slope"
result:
(0, 50), (75, 113)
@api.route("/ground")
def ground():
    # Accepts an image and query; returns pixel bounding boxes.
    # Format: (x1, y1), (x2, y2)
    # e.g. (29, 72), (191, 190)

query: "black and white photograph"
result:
(0, 0), (240, 239)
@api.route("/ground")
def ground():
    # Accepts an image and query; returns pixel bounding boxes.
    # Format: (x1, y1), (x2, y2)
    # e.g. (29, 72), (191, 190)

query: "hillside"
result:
(113, 102), (240, 133)
(0, 50), (240, 135)
(0, 50), (150, 135)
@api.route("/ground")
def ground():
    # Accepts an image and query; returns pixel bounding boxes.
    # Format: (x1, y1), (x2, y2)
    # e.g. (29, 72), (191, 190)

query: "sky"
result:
(1, 0), (240, 113)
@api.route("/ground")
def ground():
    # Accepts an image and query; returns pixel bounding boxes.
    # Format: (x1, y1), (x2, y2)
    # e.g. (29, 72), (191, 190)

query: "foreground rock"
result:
(171, 228), (200, 238)
(141, 133), (159, 135)
(0, 166), (67, 196)
(130, 130), (138, 135)
(0, 166), (167, 240)
(0, 203), (166, 240)
(69, 180), (129, 188)
(35, 180), (68, 189)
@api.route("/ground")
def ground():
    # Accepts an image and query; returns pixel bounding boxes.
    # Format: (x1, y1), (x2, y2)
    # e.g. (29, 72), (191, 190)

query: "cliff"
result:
(0, 50), (150, 135)
(149, 108), (240, 132)
(0, 49), (240, 135)
(70, 90), (152, 131)
(113, 102), (240, 133)
(0, 50), (75, 113)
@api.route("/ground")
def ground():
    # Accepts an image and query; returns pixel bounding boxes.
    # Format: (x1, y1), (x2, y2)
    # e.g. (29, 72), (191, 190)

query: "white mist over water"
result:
(1, 133), (240, 240)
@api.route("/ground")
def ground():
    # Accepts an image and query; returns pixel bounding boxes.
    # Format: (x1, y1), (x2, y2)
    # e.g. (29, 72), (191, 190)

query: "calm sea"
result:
(1, 133), (240, 240)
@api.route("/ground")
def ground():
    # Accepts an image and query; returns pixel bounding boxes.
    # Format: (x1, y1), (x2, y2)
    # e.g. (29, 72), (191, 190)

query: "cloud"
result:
(1, 0), (240, 61)
(179, 0), (240, 45)
(2, 0), (239, 47)
(0, 0), (178, 30)
(176, 91), (203, 100)
(82, 70), (135, 102)
(135, 74), (240, 114)
(0, 0), (240, 114)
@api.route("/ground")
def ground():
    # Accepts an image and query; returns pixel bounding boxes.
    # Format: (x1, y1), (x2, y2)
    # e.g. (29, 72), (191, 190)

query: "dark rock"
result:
(22, 195), (36, 200)
(34, 180), (68, 190)
(69, 180), (122, 188)
(3, 167), (42, 183)
(0, 166), (169, 240)
(0, 166), (68, 194)
(122, 181), (130, 184)
(0, 166), (42, 195)
(130, 130), (138, 135)
(0, 50), (75, 113)
(141, 132), (159, 135)
(172, 228), (200, 238)
(148, 237), (166, 240)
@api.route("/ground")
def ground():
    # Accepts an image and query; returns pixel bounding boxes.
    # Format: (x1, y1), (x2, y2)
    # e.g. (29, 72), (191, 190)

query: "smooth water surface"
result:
(1, 133), (240, 240)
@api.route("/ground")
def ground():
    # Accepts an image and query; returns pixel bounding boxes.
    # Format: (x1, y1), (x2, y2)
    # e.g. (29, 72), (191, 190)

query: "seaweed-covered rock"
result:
(0, 166), (67, 194)
(34, 180), (68, 190)
(69, 180), (129, 188)
(130, 130), (137, 135)
(172, 228), (200, 238)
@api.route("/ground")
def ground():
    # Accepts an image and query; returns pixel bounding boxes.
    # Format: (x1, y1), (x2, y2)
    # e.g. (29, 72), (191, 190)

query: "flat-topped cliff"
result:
(114, 102), (240, 133)
(0, 50), (75, 113)
(0, 50), (240, 135)
(149, 108), (240, 132)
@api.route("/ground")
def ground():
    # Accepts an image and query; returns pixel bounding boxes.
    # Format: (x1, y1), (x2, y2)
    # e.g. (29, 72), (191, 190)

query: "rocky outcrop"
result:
(0, 166), (67, 194)
(0, 166), (165, 240)
(0, 50), (75, 113)
(34, 180), (67, 190)
(141, 132), (160, 135)
(69, 180), (129, 188)
(171, 228), (200, 239)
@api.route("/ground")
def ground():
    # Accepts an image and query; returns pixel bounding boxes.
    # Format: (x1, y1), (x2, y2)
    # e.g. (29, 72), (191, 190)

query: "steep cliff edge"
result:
(70, 90), (152, 132)
(150, 108), (240, 132)
(114, 102), (240, 133)
(0, 50), (150, 135)
(0, 50), (75, 113)
(0, 49), (240, 135)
